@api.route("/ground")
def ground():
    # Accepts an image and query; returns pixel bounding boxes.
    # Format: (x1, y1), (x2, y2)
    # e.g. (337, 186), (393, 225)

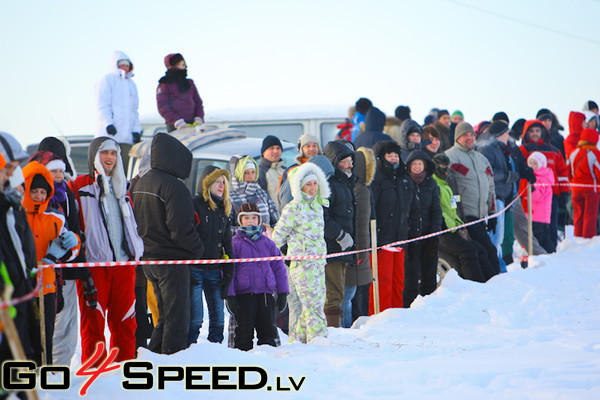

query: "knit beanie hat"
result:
(451, 110), (463, 119)
(300, 174), (318, 188)
(394, 105), (411, 120)
(237, 202), (261, 225)
(298, 134), (321, 154)
(437, 109), (449, 119)
(488, 121), (510, 138)
(511, 119), (526, 140)
(492, 111), (510, 124)
(164, 53), (184, 69)
(527, 151), (547, 169)
(244, 158), (256, 172)
(31, 173), (51, 194)
(355, 98), (373, 115)
(432, 153), (450, 180)
(261, 135), (283, 155)
(454, 122), (475, 141)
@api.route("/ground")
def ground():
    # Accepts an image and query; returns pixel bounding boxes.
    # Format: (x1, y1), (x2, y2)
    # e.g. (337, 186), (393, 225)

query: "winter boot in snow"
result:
(324, 309), (341, 328)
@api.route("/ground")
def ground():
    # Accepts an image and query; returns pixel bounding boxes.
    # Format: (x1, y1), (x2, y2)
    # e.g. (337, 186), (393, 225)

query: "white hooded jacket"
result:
(95, 50), (141, 144)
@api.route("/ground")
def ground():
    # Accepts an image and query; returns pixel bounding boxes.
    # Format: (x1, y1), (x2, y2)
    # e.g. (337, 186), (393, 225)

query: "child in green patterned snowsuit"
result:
(272, 162), (330, 343)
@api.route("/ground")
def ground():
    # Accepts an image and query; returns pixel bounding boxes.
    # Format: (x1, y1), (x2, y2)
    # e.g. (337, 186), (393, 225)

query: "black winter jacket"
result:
(323, 141), (358, 264)
(354, 107), (393, 149)
(192, 165), (234, 272)
(371, 141), (413, 246)
(405, 151), (443, 238)
(132, 133), (204, 260)
(478, 140), (520, 203)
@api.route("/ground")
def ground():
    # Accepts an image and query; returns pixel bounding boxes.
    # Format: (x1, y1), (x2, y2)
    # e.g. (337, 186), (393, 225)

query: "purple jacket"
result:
(228, 231), (289, 296)
(156, 79), (204, 125)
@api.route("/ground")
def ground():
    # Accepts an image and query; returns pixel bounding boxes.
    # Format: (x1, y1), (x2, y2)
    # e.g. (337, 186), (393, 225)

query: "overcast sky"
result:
(2, 0), (599, 148)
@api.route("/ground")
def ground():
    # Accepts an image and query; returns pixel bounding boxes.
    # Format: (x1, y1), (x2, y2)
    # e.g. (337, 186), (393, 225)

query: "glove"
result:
(276, 293), (288, 313)
(57, 231), (78, 251)
(456, 228), (470, 241)
(106, 124), (117, 136)
(226, 296), (238, 316)
(558, 192), (569, 209)
(132, 132), (141, 144)
(83, 277), (98, 310)
(506, 171), (519, 184)
(44, 239), (69, 263)
(219, 271), (233, 299)
(486, 217), (497, 233)
(174, 119), (187, 130)
(194, 116), (204, 125)
(336, 231), (354, 251)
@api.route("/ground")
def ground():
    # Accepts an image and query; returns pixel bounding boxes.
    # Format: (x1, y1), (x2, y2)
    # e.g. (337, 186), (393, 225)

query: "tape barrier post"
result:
(39, 282), (46, 367)
(370, 219), (380, 315)
(527, 183), (533, 258)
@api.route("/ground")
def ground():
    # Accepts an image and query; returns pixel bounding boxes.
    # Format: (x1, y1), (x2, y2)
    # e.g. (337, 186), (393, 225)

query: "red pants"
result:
(572, 191), (600, 238)
(369, 247), (405, 314)
(77, 266), (136, 367)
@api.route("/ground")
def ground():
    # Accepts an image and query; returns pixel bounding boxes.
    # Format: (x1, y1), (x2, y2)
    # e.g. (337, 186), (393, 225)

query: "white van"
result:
(140, 105), (348, 148)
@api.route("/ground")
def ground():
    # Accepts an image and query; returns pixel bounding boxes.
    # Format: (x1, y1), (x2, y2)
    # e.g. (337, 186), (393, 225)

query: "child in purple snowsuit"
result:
(227, 202), (289, 351)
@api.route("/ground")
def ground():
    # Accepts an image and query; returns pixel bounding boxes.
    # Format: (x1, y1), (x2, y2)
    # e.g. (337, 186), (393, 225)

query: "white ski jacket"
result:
(95, 50), (141, 144)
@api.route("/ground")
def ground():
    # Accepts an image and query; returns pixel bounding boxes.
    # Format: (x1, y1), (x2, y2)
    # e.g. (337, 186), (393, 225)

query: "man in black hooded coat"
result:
(354, 107), (393, 148)
(132, 133), (204, 354)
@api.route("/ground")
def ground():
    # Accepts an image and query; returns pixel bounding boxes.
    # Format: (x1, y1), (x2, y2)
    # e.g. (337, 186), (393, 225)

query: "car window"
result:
(281, 147), (298, 168)
(320, 122), (340, 147)
(70, 145), (90, 176)
(227, 123), (304, 144)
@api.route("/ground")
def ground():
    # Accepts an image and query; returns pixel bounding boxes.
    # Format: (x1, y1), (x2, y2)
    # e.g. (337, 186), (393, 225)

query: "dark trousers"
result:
(465, 217), (500, 276)
(143, 263), (190, 355)
(134, 266), (153, 349)
(233, 293), (277, 351)
(439, 232), (496, 282)
(352, 283), (371, 322)
(548, 195), (559, 252)
(403, 237), (439, 308)
(532, 222), (553, 253)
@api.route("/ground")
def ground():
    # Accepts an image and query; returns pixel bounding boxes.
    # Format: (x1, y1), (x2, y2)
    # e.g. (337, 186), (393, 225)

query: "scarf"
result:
(409, 170), (427, 185)
(49, 180), (67, 209)
(238, 225), (263, 242)
(159, 68), (191, 93)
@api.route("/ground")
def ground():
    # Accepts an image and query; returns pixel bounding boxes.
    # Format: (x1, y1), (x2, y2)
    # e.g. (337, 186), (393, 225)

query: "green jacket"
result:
(433, 174), (463, 232)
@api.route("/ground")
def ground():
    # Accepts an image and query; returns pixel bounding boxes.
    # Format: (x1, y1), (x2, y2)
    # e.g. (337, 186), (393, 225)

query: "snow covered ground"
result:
(41, 236), (600, 400)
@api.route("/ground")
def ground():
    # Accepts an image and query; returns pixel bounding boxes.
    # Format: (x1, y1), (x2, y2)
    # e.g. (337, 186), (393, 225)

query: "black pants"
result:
(233, 293), (277, 351)
(352, 283), (371, 322)
(39, 293), (56, 365)
(143, 263), (190, 355)
(533, 222), (553, 254)
(403, 237), (439, 308)
(464, 217), (500, 276)
(134, 266), (153, 349)
(439, 232), (496, 282)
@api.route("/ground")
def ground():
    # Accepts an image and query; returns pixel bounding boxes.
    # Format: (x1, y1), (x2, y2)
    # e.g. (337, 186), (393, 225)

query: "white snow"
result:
(40, 236), (600, 399)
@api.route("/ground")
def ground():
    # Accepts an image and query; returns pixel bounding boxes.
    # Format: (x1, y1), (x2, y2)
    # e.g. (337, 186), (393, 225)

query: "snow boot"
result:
(324, 309), (340, 328)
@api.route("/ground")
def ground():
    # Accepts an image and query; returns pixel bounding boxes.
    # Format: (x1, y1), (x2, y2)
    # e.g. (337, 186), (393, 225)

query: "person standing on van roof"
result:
(95, 51), (141, 171)
(258, 135), (286, 203)
(157, 53), (205, 132)
(354, 107), (393, 149)
(350, 98), (373, 142)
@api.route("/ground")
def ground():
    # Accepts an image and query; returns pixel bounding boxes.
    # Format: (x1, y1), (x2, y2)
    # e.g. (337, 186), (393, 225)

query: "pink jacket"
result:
(531, 167), (554, 223)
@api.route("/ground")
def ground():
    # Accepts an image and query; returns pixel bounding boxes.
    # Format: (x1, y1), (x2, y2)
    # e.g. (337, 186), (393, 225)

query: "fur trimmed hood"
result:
(198, 165), (232, 217)
(289, 162), (330, 203)
(354, 147), (376, 186)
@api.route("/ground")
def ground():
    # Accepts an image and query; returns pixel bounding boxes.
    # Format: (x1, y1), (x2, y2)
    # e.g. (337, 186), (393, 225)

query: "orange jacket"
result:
(22, 161), (80, 295)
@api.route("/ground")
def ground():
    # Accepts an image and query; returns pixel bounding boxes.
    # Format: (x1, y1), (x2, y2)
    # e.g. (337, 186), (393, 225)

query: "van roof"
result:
(140, 104), (348, 124)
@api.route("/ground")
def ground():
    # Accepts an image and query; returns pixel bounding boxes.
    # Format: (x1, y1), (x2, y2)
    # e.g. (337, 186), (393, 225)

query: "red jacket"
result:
(519, 120), (569, 195)
(567, 128), (600, 194)
(565, 111), (585, 158)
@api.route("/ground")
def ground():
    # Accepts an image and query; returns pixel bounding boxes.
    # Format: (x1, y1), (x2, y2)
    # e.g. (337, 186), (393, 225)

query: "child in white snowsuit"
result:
(271, 162), (330, 343)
